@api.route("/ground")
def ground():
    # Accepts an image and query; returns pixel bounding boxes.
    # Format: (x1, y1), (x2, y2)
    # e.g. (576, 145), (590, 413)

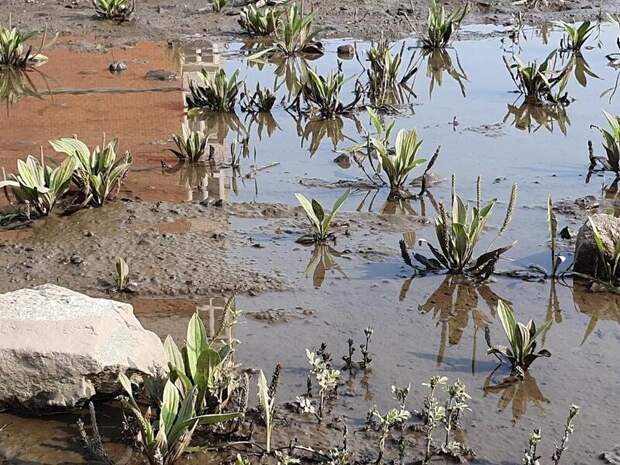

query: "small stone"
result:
(70, 254), (83, 265)
(559, 226), (573, 240)
(333, 153), (351, 169)
(108, 60), (127, 73)
(337, 44), (355, 59)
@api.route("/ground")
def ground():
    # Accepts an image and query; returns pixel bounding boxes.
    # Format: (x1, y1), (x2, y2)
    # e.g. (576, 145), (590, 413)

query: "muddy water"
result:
(1, 24), (620, 465)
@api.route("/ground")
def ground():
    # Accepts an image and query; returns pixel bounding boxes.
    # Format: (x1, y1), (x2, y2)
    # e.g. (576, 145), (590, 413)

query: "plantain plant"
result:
(92, 0), (135, 21)
(0, 24), (49, 68)
(485, 300), (551, 375)
(295, 189), (350, 243)
(421, 0), (469, 49)
(558, 21), (595, 52)
(297, 68), (359, 119)
(114, 257), (129, 291)
(210, 0), (226, 12)
(241, 80), (279, 113)
(274, 3), (322, 56)
(587, 216), (620, 286)
(170, 124), (208, 162)
(238, 5), (283, 36)
(187, 69), (241, 112)
(163, 298), (238, 414)
(50, 137), (132, 207)
(504, 52), (569, 105)
(119, 373), (239, 465)
(0, 154), (75, 216)
(401, 177), (517, 277)
(257, 370), (275, 453)
(547, 196), (565, 278)
(365, 39), (417, 107)
(589, 111), (620, 175)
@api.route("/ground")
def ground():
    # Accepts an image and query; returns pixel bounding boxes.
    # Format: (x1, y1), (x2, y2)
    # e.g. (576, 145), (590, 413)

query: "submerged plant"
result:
(504, 52), (569, 105)
(0, 24), (49, 68)
(170, 124), (208, 162)
(589, 111), (620, 175)
(558, 21), (595, 51)
(365, 39), (417, 107)
(92, 0), (135, 21)
(402, 177), (517, 277)
(485, 300), (551, 375)
(187, 69), (241, 112)
(0, 154), (75, 216)
(50, 137), (132, 207)
(295, 189), (350, 243)
(241, 80), (279, 112)
(421, 0), (469, 49)
(297, 67), (359, 119)
(238, 5), (283, 36)
(163, 298), (238, 413)
(119, 374), (238, 465)
(115, 257), (129, 291)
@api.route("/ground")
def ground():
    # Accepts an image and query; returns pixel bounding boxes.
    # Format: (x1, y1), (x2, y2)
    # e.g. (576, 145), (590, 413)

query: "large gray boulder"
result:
(574, 213), (620, 278)
(0, 284), (165, 411)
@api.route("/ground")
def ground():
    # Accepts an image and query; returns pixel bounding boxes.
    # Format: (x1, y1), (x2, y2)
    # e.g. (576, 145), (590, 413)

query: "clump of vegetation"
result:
(522, 405), (580, 465)
(163, 298), (238, 413)
(296, 67), (359, 119)
(342, 327), (374, 370)
(274, 3), (322, 56)
(210, 0), (226, 13)
(50, 137), (132, 207)
(504, 53), (569, 105)
(295, 190), (350, 243)
(370, 126), (428, 199)
(401, 177), (517, 277)
(485, 300), (551, 376)
(0, 154), (75, 216)
(421, 0), (469, 49)
(586, 216), (620, 287)
(305, 345), (340, 419)
(119, 374), (238, 465)
(92, 0), (135, 21)
(0, 24), (49, 68)
(114, 257), (129, 292)
(589, 111), (620, 176)
(365, 39), (417, 107)
(558, 21), (595, 52)
(238, 5), (283, 36)
(187, 69), (241, 112)
(241, 80), (279, 112)
(419, 376), (473, 463)
(371, 405), (410, 463)
(170, 124), (208, 162)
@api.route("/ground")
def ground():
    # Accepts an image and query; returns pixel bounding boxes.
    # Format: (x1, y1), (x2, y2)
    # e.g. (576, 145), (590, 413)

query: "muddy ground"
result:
(0, 198), (429, 299)
(2, 0), (620, 44)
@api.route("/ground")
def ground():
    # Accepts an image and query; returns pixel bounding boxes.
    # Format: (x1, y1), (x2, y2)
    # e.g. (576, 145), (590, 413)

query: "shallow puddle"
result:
(1, 23), (620, 465)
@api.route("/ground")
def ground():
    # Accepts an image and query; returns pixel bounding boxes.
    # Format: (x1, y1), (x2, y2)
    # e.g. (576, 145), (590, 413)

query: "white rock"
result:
(0, 284), (165, 411)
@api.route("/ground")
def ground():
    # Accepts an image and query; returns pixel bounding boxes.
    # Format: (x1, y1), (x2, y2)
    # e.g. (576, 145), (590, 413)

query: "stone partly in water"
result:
(574, 213), (620, 278)
(0, 284), (165, 411)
